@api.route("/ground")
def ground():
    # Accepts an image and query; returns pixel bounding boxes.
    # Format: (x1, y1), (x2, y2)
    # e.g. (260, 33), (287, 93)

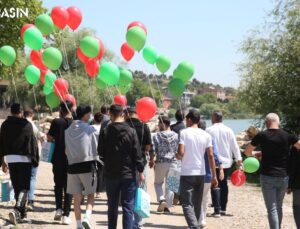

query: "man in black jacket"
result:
(170, 109), (185, 134)
(98, 104), (144, 229)
(0, 103), (38, 225)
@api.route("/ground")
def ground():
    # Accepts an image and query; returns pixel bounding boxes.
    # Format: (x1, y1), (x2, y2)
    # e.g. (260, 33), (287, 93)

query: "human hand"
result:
(254, 151), (262, 160)
(139, 173), (145, 185)
(2, 162), (8, 173)
(149, 160), (155, 169)
(211, 177), (218, 188)
(219, 169), (224, 181)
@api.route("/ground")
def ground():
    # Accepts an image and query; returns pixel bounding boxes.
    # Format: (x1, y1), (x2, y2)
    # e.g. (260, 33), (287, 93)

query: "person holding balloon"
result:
(244, 113), (300, 229)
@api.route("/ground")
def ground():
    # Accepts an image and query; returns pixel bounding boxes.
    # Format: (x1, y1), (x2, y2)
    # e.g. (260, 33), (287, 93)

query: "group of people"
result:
(0, 100), (300, 229)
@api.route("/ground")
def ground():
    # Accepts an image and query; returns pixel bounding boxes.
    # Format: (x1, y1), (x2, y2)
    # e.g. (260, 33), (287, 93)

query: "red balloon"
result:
(231, 170), (246, 187)
(114, 95), (127, 107)
(136, 97), (157, 122)
(77, 48), (89, 63)
(40, 69), (49, 84)
(85, 59), (99, 78)
(95, 38), (105, 60)
(30, 50), (47, 70)
(51, 6), (69, 30)
(20, 24), (34, 39)
(54, 78), (69, 98)
(63, 94), (76, 107)
(127, 21), (147, 34)
(67, 6), (82, 31)
(121, 43), (134, 62)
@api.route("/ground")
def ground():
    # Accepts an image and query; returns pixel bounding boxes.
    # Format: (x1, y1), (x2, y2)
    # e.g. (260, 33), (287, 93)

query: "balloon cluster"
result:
(21, 6), (83, 108)
(231, 157), (260, 187)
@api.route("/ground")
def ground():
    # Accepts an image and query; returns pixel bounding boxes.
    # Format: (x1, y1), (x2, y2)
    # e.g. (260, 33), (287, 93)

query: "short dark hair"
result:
(11, 103), (22, 115)
(175, 109), (184, 122)
(60, 100), (73, 115)
(101, 105), (109, 114)
(159, 115), (171, 127)
(23, 108), (34, 118)
(213, 111), (223, 122)
(198, 120), (206, 130)
(76, 105), (92, 120)
(94, 112), (103, 123)
(110, 105), (123, 117)
(186, 109), (200, 124)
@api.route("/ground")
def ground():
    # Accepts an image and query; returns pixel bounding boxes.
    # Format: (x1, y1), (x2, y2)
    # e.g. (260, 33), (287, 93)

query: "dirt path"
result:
(0, 162), (297, 229)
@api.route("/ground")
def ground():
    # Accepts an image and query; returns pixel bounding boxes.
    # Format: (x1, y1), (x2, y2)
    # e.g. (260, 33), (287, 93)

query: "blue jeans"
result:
(28, 166), (38, 201)
(293, 190), (300, 228)
(260, 175), (289, 229)
(134, 166), (147, 229)
(106, 178), (137, 229)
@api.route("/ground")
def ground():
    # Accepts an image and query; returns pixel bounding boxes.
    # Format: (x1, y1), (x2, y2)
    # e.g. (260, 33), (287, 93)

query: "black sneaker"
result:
(208, 212), (221, 218)
(164, 207), (171, 214)
(157, 201), (167, 212)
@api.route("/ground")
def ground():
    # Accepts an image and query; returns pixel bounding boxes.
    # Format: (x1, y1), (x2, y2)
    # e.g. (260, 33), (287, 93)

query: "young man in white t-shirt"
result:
(176, 109), (218, 229)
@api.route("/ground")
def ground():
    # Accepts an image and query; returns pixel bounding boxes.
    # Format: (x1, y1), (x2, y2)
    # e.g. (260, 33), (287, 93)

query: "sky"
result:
(43, 0), (274, 88)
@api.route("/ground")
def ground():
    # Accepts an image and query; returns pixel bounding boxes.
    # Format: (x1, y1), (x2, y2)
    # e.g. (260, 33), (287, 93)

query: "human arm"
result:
(212, 140), (224, 180)
(207, 146), (218, 188)
(47, 119), (56, 142)
(176, 131), (185, 160)
(230, 130), (243, 167)
(0, 125), (8, 172)
(132, 130), (144, 183)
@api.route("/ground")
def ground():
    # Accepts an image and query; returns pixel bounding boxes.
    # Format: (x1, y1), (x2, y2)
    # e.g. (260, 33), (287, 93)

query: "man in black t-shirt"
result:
(47, 101), (74, 225)
(170, 109), (186, 134)
(245, 113), (300, 229)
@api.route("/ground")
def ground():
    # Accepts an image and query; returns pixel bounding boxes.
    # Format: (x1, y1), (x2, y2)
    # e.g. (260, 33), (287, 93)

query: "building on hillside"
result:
(198, 86), (226, 101)
(162, 87), (195, 108)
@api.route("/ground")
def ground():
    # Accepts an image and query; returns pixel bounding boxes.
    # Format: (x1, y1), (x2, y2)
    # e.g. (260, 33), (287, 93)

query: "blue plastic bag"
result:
(1, 180), (14, 202)
(41, 142), (55, 163)
(134, 187), (150, 218)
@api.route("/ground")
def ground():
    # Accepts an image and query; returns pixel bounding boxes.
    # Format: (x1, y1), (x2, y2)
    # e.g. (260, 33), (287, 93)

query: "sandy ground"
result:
(0, 162), (297, 229)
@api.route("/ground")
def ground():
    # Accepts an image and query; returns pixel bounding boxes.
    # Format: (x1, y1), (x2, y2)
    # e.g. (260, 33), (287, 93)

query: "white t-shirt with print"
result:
(179, 127), (212, 176)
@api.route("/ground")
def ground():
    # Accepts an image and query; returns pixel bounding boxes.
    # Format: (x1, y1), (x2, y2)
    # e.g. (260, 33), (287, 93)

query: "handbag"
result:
(166, 161), (181, 193)
(134, 187), (150, 218)
(41, 142), (55, 163)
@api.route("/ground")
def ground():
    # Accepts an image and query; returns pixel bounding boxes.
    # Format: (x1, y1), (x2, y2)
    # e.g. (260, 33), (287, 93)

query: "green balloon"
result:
(174, 61), (195, 82)
(23, 27), (43, 50)
(95, 76), (108, 90)
(156, 55), (171, 73)
(46, 92), (60, 108)
(25, 65), (40, 85)
(244, 157), (260, 173)
(126, 26), (146, 51)
(44, 71), (57, 87)
(98, 62), (120, 86)
(80, 36), (100, 58)
(36, 14), (54, 36)
(118, 68), (133, 86)
(43, 85), (54, 95)
(118, 84), (131, 94)
(42, 47), (62, 70)
(0, 45), (16, 66)
(168, 78), (185, 97)
(142, 46), (158, 64)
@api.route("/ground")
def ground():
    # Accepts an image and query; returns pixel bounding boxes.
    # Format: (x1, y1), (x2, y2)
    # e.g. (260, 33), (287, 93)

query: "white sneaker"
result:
(54, 209), (63, 221)
(62, 216), (72, 225)
(82, 217), (92, 229)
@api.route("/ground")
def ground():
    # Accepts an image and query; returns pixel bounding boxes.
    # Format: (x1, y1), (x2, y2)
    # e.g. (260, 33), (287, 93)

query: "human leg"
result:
(200, 183), (211, 226)
(293, 190), (300, 228)
(121, 179), (137, 229)
(106, 178), (121, 229)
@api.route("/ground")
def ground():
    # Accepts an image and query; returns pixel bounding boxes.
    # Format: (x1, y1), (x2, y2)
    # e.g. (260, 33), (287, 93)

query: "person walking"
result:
(171, 109), (185, 134)
(206, 111), (242, 216)
(65, 105), (100, 229)
(288, 146), (300, 228)
(124, 107), (151, 229)
(23, 108), (46, 211)
(176, 109), (218, 229)
(0, 103), (39, 225)
(48, 101), (74, 225)
(151, 116), (179, 213)
(245, 113), (300, 229)
(98, 105), (145, 229)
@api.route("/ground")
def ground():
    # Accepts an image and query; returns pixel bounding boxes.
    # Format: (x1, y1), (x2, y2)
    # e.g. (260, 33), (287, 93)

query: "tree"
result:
(190, 93), (217, 108)
(199, 103), (221, 118)
(238, 0), (300, 132)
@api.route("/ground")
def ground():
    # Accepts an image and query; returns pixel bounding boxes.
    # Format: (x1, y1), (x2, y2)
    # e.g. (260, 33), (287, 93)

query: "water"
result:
(204, 119), (255, 134)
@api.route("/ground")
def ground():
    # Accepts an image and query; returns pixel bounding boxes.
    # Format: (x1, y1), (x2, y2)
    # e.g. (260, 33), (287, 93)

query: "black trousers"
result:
(52, 162), (72, 216)
(211, 168), (229, 212)
(8, 163), (31, 201)
(96, 165), (106, 193)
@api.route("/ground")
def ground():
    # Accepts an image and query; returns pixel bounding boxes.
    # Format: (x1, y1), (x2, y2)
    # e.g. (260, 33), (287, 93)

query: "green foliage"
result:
(238, 0), (300, 133)
(190, 93), (217, 108)
(199, 103), (221, 118)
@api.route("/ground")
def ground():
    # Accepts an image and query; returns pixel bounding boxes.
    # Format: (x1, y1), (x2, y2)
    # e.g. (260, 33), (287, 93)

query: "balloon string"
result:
(32, 86), (41, 122)
(9, 67), (19, 102)
(107, 87), (114, 104)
